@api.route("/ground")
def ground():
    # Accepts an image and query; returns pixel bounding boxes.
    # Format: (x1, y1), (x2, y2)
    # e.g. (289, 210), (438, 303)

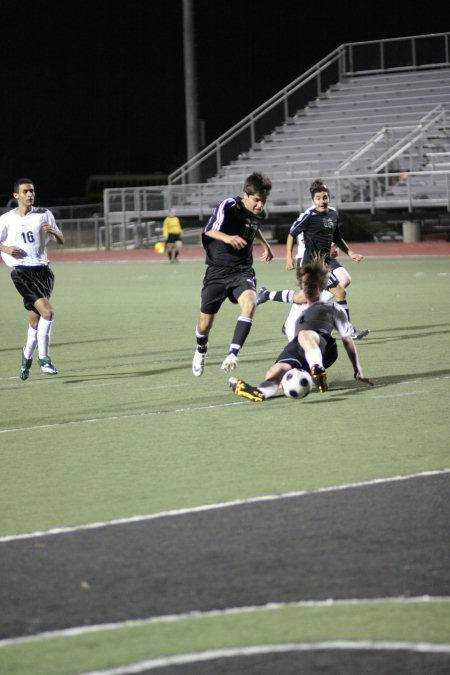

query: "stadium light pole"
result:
(182, 0), (201, 183)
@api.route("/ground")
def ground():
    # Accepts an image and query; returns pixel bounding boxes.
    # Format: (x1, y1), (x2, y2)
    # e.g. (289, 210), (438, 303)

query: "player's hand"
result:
(227, 235), (247, 249)
(349, 251), (364, 263)
(286, 259), (295, 270)
(9, 246), (26, 258)
(355, 372), (374, 386)
(260, 247), (273, 263)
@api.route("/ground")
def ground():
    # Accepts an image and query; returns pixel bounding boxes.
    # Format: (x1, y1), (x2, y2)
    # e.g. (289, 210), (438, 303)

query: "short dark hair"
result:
(14, 177), (34, 193)
(243, 172), (272, 197)
(309, 178), (329, 198)
(296, 255), (329, 296)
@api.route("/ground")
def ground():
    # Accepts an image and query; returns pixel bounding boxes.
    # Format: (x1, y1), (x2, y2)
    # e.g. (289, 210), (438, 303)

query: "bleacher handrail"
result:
(371, 106), (447, 172)
(168, 32), (450, 186)
(335, 105), (447, 174)
(103, 33), (450, 247)
(168, 48), (346, 185)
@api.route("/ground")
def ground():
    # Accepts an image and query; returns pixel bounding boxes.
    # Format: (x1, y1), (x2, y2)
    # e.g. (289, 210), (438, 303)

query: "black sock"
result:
(229, 317), (252, 354)
(195, 329), (208, 353)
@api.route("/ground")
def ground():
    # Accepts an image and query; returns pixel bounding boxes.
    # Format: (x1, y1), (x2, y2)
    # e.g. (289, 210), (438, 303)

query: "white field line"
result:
(0, 400), (246, 435)
(1, 468), (449, 544)
(1, 596), (449, 649)
(80, 640), (450, 674)
(372, 390), (426, 399)
(2, 371), (449, 435)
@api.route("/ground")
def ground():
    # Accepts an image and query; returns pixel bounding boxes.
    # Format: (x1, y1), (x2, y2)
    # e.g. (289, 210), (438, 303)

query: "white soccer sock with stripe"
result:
(269, 290), (295, 303)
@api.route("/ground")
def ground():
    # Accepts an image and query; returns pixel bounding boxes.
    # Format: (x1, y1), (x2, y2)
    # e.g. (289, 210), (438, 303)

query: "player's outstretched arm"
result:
(335, 235), (364, 263)
(342, 336), (374, 386)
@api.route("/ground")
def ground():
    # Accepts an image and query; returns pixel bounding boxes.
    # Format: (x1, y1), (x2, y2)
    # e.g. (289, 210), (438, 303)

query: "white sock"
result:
(23, 325), (38, 359)
(320, 290), (334, 302)
(305, 347), (323, 370)
(258, 382), (279, 399)
(37, 318), (53, 359)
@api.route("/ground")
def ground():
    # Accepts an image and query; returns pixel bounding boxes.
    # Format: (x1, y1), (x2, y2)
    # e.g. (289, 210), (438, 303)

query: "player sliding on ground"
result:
(229, 255), (374, 401)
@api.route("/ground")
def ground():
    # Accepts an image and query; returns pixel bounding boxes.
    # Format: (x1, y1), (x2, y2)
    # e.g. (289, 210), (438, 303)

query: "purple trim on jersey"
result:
(206, 198), (237, 232)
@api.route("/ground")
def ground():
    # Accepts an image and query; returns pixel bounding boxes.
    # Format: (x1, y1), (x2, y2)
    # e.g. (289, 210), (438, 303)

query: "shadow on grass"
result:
(231, 366), (450, 406)
(360, 327), (450, 345)
(333, 367), (450, 392)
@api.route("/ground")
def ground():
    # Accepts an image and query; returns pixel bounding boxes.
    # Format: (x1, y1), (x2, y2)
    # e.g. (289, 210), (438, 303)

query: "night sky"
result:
(0, 0), (445, 203)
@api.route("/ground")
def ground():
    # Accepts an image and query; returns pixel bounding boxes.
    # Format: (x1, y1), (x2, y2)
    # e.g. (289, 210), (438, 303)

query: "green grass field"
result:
(1, 254), (449, 674)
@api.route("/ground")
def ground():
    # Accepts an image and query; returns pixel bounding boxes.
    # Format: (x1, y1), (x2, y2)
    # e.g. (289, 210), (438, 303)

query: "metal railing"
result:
(168, 32), (450, 186)
(104, 170), (450, 219)
(335, 105), (448, 174)
(101, 33), (450, 246)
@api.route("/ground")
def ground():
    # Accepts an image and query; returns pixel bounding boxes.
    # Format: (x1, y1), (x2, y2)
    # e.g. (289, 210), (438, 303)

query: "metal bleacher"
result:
(103, 33), (450, 247)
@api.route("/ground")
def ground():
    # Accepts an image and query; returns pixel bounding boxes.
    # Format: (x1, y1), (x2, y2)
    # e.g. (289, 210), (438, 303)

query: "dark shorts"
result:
(275, 332), (338, 371)
(11, 265), (55, 311)
(329, 258), (342, 272)
(200, 266), (256, 314)
(166, 234), (181, 244)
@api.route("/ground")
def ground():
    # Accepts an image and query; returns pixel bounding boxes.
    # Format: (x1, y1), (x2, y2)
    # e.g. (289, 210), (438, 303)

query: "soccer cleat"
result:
(192, 349), (206, 377)
(350, 325), (370, 339)
(256, 287), (270, 305)
(38, 356), (58, 375)
(20, 349), (33, 381)
(310, 364), (328, 393)
(228, 377), (264, 402)
(221, 353), (239, 372)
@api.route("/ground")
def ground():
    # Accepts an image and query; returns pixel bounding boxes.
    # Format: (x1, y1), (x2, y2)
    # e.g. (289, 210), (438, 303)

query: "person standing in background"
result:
(162, 208), (183, 263)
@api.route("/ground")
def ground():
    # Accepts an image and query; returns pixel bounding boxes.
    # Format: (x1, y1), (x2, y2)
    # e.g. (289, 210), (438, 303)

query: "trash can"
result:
(402, 221), (421, 243)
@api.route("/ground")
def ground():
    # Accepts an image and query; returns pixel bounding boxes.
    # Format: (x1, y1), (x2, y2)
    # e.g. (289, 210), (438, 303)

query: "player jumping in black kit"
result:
(192, 172), (273, 377)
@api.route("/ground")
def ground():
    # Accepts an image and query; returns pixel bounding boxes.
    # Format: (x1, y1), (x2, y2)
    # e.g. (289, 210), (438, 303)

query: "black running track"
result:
(1, 472), (449, 674)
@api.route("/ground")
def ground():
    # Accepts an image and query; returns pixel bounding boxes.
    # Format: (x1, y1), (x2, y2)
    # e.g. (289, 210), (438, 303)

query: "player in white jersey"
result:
(229, 256), (373, 401)
(0, 178), (64, 379)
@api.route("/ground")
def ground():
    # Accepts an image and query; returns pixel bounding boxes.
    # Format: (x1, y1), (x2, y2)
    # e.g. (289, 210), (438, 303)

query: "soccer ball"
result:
(281, 369), (313, 399)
